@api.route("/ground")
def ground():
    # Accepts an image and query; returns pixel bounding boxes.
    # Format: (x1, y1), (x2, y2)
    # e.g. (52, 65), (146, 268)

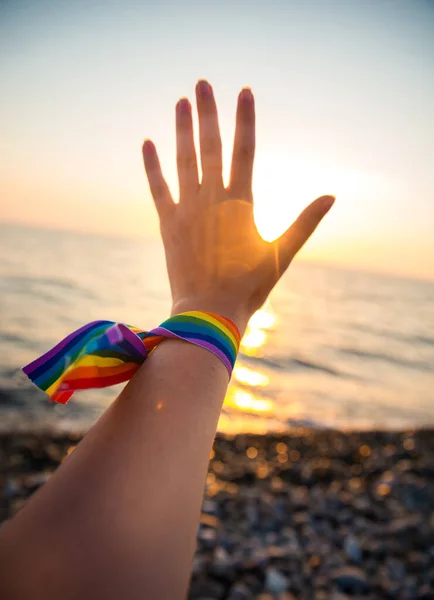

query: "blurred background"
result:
(2, 3), (434, 598)
(1, 0), (433, 433)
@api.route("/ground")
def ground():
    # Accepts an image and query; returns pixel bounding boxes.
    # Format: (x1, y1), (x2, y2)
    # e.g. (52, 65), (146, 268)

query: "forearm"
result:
(0, 339), (234, 600)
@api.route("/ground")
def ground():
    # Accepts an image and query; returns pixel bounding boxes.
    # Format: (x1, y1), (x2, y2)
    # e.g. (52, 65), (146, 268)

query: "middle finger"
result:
(195, 80), (223, 186)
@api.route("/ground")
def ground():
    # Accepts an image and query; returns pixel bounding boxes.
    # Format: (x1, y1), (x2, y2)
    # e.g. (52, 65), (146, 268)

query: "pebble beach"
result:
(1, 428), (433, 599)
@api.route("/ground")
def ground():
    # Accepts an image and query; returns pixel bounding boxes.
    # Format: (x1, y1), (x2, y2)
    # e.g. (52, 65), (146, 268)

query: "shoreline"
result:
(1, 428), (434, 598)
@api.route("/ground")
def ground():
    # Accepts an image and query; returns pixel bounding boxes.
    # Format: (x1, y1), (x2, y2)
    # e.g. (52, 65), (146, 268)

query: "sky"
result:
(1, 0), (433, 280)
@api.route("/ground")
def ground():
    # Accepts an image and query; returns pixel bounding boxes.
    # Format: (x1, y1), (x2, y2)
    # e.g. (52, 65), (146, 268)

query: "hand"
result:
(142, 79), (334, 334)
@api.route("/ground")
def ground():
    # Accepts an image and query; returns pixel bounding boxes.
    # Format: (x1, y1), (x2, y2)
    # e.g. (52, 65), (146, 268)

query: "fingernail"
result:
(321, 195), (335, 213)
(197, 79), (210, 98)
(142, 139), (154, 155)
(177, 98), (190, 113)
(240, 88), (252, 104)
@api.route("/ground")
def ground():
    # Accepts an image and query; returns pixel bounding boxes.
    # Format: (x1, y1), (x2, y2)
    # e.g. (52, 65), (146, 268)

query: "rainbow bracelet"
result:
(22, 311), (241, 404)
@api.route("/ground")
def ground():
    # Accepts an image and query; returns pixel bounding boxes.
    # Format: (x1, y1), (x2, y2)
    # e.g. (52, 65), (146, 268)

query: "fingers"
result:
(276, 195), (335, 271)
(229, 87), (255, 201)
(176, 98), (199, 203)
(195, 80), (223, 185)
(142, 140), (175, 218)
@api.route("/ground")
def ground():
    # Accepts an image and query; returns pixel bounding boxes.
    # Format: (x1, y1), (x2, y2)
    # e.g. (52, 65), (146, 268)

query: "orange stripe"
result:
(63, 361), (136, 382)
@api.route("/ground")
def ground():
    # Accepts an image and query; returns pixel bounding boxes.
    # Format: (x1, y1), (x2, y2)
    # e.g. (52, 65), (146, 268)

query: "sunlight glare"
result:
(225, 388), (273, 413)
(240, 304), (276, 356)
(253, 153), (338, 242)
(241, 329), (267, 353)
(249, 309), (276, 330)
(233, 365), (269, 387)
(253, 152), (375, 243)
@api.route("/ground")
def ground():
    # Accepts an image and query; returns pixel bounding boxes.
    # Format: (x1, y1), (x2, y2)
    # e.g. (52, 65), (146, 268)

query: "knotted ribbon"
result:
(22, 311), (240, 404)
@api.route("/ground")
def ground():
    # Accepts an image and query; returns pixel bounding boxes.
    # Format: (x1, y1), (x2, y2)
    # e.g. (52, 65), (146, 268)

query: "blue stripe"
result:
(32, 323), (114, 388)
(30, 321), (113, 382)
(162, 318), (236, 352)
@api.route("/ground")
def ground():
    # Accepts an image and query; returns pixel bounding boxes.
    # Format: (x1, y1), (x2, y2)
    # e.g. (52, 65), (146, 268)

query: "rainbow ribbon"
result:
(22, 311), (240, 404)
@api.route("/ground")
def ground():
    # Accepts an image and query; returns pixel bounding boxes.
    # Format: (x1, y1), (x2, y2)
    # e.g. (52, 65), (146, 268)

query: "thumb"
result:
(276, 194), (335, 272)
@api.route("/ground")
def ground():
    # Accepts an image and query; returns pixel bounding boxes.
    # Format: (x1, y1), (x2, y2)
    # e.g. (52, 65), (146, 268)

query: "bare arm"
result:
(0, 79), (334, 600)
(0, 340), (237, 599)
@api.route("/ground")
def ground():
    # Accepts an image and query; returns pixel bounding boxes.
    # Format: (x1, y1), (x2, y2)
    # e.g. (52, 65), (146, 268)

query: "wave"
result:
(290, 358), (340, 376)
(285, 416), (330, 429)
(1, 275), (97, 301)
(348, 322), (434, 349)
(240, 353), (341, 376)
(3, 275), (78, 291)
(0, 332), (44, 352)
(415, 335), (434, 347)
(337, 347), (432, 372)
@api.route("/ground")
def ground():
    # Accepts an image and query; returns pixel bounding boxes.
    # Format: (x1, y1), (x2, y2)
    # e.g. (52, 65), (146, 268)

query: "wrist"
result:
(170, 298), (249, 337)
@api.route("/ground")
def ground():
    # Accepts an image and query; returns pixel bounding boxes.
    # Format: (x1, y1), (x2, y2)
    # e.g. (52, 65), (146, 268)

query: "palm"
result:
(142, 80), (334, 316)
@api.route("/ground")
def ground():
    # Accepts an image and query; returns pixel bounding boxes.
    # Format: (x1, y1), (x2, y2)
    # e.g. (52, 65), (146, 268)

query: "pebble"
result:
(210, 547), (234, 579)
(332, 566), (370, 594)
(197, 526), (217, 550)
(1, 429), (434, 599)
(389, 515), (421, 535)
(227, 582), (251, 599)
(344, 534), (362, 564)
(265, 568), (289, 594)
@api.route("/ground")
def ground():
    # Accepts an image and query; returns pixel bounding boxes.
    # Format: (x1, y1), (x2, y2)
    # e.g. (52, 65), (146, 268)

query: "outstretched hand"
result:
(142, 79), (334, 333)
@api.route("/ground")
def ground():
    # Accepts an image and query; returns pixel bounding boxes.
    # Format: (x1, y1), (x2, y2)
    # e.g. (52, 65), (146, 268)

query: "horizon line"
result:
(1, 217), (433, 285)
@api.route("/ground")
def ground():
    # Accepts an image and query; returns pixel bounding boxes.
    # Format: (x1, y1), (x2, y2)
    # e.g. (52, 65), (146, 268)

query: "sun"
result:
(252, 152), (337, 242)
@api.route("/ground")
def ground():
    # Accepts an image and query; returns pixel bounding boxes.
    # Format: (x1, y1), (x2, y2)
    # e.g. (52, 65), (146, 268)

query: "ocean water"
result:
(0, 223), (433, 433)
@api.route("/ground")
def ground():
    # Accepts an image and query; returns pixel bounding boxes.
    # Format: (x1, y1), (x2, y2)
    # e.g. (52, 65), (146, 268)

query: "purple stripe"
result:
(106, 324), (123, 345)
(23, 321), (108, 375)
(117, 323), (148, 358)
(151, 327), (232, 374)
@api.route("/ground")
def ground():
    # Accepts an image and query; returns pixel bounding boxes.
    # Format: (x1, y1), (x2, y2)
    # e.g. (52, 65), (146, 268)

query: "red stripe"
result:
(52, 390), (74, 404)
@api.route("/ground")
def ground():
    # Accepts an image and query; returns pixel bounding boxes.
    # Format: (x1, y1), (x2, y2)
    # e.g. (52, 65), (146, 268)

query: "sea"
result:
(1, 222), (433, 434)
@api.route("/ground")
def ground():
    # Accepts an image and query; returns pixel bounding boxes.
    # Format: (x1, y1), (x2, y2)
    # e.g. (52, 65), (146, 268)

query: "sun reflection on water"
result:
(240, 304), (276, 356)
(248, 308), (276, 330)
(222, 304), (276, 429)
(225, 388), (273, 413)
(241, 329), (267, 353)
(233, 366), (269, 387)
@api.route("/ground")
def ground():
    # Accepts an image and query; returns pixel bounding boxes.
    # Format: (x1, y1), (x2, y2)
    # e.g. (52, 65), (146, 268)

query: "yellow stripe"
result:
(73, 354), (125, 368)
(129, 326), (146, 335)
(46, 379), (62, 397)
